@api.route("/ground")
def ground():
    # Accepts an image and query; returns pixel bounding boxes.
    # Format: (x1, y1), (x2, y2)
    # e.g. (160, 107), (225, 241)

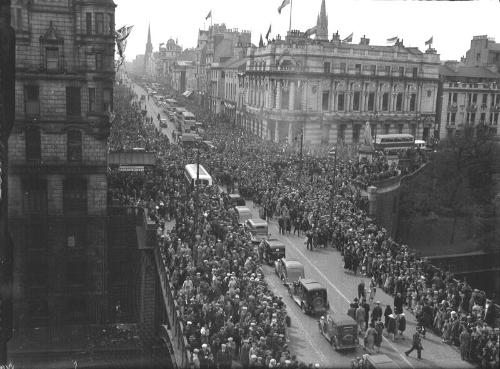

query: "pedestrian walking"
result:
(374, 320), (384, 353)
(405, 327), (423, 359)
(460, 327), (471, 361)
(387, 314), (396, 341)
(305, 229), (313, 251)
(371, 301), (383, 325)
(364, 322), (377, 353)
(369, 277), (377, 302)
(358, 280), (366, 300)
(356, 303), (366, 335)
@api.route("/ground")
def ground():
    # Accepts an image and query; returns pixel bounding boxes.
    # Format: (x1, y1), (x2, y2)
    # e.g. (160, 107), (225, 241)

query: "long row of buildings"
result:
(132, 0), (500, 146)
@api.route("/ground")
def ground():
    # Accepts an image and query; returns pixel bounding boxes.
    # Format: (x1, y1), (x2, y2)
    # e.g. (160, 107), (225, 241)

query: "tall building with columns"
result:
(241, 29), (440, 147)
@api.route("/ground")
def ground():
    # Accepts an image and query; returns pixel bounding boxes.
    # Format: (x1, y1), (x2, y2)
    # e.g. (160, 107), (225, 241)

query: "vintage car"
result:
(263, 239), (285, 265)
(275, 258), (304, 285)
(245, 218), (269, 244)
(365, 354), (400, 369)
(228, 193), (246, 207)
(235, 206), (252, 225)
(287, 278), (330, 316)
(318, 313), (359, 351)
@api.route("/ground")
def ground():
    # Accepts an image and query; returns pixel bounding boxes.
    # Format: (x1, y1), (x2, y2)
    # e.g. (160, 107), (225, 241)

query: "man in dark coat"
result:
(358, 280), (366, 300)
(459, 327), (471, 361)
(394, 292), (404, 315)
(371, 301), (383, 325)
(217, 343), (232, 369)
(405, 327), (423, 359)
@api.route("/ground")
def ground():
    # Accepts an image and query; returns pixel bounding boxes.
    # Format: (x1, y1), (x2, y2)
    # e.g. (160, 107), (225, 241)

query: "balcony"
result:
(466, 104), (477, 112)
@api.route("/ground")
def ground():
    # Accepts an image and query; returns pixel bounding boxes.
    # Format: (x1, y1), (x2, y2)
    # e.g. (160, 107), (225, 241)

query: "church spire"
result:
(146, 23), (153, 54)
(316, 0), (328, 41)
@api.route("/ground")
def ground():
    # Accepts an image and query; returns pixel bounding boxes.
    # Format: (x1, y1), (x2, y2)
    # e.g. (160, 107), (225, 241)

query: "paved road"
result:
(127, 81), (175, 142)
(249, 204), (475, 369)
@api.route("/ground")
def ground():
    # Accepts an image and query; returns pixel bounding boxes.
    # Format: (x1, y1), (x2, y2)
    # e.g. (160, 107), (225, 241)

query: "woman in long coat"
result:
(364, 323), (377, 353)
(384, 305), (393, 329)
(374, 320), (384, 353)
(387, 314), (397, 341)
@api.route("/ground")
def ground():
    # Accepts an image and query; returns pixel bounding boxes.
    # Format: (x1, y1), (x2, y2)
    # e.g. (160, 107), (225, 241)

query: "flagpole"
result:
(289, 0), (292, 31)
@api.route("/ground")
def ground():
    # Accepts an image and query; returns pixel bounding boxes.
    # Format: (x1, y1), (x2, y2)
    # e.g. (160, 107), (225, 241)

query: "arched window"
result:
(67, 130), (82, 162)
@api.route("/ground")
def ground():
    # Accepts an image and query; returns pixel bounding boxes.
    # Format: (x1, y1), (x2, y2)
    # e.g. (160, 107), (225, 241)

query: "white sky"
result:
(117, 0), (500, 62)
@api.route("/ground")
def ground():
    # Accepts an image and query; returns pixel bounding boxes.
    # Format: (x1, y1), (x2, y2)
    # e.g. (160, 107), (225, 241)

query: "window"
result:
(26, 221), (48, 250)
(367, 92), (375, 111)
(26, 261), (49, 288)
(24, 85), (40, 116)
(86, 12), (92, 35)
(104, 13), (113, 35)
(472, 93), (477, 104)
(66, 223), (86, 249)
(411, 125), (416, 137)
(385, 65), (391, 75)
(45, 47), (59, 71)
(338, 124), (346, 142)
(23, 178), (48, 215)
(496, 94), (500, 105)
(67, 130), (82, 162)
(66, 262), (86, 286)
(470, 112), (476, 123)
(382, 93), (389, 111)
(480, 113), (486, 124)
(337, 93), (345, 111)
(409, 94), (416, 112)
(494, 113), (499, 125)
(88, 88), (96, 112)
(370, 65), (376, 76)
(66, 87), (81, 117)
(352, 125), (360, 143)
(281, 89), (289, 110)
(399, 66), (405, 76)
(103, 88), (113, 112)
(451, 112), (456, 124)
(384, 124), (390, 134)
(396, 93), (403, 111)
(95, 53), (103, 71)
(447, 113), (450, 124)
(340, 62), (346, 73)
(476, 53), (480, 61)
(398, 124), (404, 134)
(355, 64), (361, 74)
(412, 67), (418, 78)
(353, 91), (360, 111)
(322, 91), (330, 111)
(25, 126), (41, 161)
(482, 94), (488, 105)
(12, 7), (22, 29)
(95, 13), (104, 34)
(452, 93), (458, 104)
(63, 178), (87, 214)
(323, 62), (331, 73)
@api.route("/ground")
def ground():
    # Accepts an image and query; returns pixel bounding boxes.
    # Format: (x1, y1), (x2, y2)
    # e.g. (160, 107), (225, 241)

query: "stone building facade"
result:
(8, 0), (115, 328)
(437, 61), (500, 140)
(464, 35), (500, 72)
(241, 31), (440, 147)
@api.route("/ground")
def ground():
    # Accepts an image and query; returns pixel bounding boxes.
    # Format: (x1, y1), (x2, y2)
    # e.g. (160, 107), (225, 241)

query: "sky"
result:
(116, 0), (500, 62)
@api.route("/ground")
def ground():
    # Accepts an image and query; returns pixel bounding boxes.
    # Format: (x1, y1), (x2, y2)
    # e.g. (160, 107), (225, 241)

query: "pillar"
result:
(289, 81), (295, 111)
(360, 89), (366, 112)
(276, 80), (282, 109)
(288, 122), (293, 143)
(274, 120), (279, 143)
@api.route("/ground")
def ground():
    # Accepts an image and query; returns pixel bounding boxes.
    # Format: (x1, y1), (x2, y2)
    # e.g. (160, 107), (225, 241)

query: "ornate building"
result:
(437, 61), (500, 139)
(8, 0), (115, 328)
(241, 17), (439, 146)
(156, 38), (182, 83)
(464, 35), (500, 72)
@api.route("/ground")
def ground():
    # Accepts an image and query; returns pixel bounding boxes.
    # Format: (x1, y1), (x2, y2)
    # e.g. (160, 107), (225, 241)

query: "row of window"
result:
(85, 12), (114, 36)
(323, 63), (419, 77)
(446, 112), (499, 125)
(447, 92), (500, 106)
(24, 86), (113, 117)
(250, 90), (417, 112)
(23, 177), (87, 215)
(25, 127), (82, 162)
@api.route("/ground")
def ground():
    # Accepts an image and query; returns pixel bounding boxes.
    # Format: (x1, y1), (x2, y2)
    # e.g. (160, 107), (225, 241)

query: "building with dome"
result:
(156, 38), (182, 84)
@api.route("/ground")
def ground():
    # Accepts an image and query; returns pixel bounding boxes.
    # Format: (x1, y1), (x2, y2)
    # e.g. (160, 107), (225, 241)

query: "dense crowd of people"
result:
(108, 80), (499, 368)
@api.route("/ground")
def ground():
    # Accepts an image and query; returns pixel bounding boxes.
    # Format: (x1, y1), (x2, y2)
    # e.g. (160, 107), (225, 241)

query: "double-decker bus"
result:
(374, 134), (415, 162)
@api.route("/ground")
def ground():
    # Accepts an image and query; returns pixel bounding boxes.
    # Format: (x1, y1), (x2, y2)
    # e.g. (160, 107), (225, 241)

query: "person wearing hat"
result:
(240, 338), (251, 369)
(371, 301), (383, 326)
(405, 326), (423, 359)
(387, 313), (397, 341)
(217, 343), (232, 369)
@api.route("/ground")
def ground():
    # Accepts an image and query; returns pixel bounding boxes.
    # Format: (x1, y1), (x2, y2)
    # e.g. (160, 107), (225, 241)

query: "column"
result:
(416, 84), (422, 113)
(288, 122), (293, 143)
(289, 81), (296, 111)
(346, 90), (351, 112)
(274, 120), (279, 143)
(360, 89), (366, 112)
(276, 80), (282, 109)
(403, 85), (408, 112)
(332, 91), (337, 111)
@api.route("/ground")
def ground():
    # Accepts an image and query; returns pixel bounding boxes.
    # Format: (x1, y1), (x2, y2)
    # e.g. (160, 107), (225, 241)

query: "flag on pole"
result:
(304, 26), (317, 37)
(265, 24), (272, 41)
(425, 36), (433, 46)
(114, 25), (133, 59)
(386, 36), (398, 44)
(342, 32), (353, 43)
(205, 10), (212, 20)
(278, 0), (290, 14)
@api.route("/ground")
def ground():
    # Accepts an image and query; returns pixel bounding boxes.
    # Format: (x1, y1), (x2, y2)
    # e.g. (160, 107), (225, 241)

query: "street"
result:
(253, 208), (475, 369)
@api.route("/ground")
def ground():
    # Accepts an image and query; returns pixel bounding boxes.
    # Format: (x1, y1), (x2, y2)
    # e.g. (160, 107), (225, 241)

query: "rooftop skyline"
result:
(117, 0), (500, 62)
